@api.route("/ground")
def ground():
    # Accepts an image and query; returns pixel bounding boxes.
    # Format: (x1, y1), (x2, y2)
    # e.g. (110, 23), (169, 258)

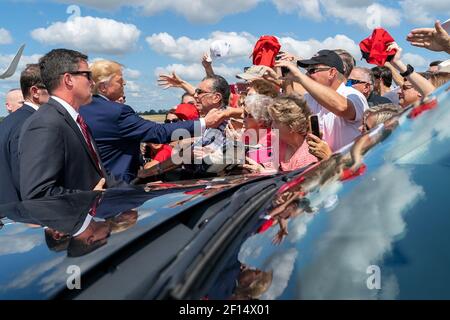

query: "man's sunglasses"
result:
(346, 79), (369, 86)
(306, 67), (331, 75)
(62, 71), (93, 81)
(194, 88), (214, 95)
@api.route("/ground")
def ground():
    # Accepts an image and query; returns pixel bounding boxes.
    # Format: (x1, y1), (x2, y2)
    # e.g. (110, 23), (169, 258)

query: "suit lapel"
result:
(48, 98), (103, 176)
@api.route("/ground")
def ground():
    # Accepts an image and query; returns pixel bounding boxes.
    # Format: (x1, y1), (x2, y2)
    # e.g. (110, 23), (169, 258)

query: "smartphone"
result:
(275, 51), (284, 61)
(309, 115), (321, 137)
(275, 51), (290, 77)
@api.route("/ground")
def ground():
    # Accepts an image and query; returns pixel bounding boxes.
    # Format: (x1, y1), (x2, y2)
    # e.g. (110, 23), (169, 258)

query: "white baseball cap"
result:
(210, 40), (231, 59)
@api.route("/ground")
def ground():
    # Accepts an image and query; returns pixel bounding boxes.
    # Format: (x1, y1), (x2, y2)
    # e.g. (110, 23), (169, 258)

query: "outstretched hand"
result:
(204, 108), (228, 128)
(406, 20), (450, 53)
(157, 72), (185, 89)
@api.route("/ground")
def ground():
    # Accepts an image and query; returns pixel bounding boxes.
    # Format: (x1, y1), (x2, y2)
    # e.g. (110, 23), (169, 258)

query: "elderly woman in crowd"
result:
(244, 94), (321, 173)
(268, 94), (319, 171)
(240, 94), (282, 166)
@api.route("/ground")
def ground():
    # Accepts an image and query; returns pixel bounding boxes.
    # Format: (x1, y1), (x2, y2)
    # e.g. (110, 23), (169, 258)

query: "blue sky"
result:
(0, 0), (449, 116)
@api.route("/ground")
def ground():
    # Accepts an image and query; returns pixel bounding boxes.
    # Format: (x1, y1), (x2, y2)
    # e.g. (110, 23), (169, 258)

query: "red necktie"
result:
(76, 114), (102, 173)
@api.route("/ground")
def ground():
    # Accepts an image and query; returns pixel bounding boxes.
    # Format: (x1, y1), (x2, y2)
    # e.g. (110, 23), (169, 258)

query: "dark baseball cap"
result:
(297, 50), (345, 75)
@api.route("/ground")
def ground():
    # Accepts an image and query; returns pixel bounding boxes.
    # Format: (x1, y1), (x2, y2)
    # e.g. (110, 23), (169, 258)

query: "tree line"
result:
(137, 109), (170, 115)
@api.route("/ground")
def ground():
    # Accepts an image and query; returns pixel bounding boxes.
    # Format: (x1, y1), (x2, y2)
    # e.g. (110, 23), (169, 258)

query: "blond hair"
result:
(90, 60), (123, 95)
(268, 94), (311, 135)
(250, 79), (279, 98)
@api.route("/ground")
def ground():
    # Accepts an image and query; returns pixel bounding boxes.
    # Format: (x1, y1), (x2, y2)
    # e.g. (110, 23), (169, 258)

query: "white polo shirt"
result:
(304, 83), (369, 151)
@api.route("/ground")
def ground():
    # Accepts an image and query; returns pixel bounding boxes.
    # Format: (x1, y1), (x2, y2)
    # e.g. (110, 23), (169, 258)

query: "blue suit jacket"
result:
(80, 95), (198, 182)
(0, 104), (36, 205)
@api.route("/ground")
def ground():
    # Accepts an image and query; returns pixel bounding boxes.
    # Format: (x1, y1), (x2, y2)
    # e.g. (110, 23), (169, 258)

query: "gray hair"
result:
(353, 67), (374, 85)
(334, 49), (356, 79)
(244, 94), (273, 125)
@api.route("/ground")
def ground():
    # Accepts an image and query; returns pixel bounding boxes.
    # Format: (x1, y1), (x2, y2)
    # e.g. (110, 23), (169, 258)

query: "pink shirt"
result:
(279, 140), (317, 172)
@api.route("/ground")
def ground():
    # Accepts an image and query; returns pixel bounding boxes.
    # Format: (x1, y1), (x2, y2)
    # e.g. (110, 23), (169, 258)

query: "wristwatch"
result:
(400, 64), (414, 77)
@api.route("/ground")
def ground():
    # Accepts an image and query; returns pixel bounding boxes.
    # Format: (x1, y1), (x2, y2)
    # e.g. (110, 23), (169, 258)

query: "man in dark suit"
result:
(0, 64), (49, 205)
(80, 60), (228, 182)
(19, 49), (121, 200)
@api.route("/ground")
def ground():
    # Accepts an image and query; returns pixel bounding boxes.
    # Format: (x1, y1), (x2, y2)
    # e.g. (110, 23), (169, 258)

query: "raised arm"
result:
(202, 53), (215, 78)
(271, 61), (357, 120)
(387, 42), (436, 97)
(157, 71), (196, 96)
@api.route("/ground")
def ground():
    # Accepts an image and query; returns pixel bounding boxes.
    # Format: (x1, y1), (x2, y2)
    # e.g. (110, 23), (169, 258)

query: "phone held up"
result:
(275, 51), (290, 77)
(309, 114), (321, 138)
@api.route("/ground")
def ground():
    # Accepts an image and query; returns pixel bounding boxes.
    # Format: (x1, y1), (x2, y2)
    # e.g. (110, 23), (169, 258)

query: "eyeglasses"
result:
(346, 79), (369, 86)
(164, 119), (181, 124)
(63, 71), (93, 81)
(194, 88), (213, 95)
(306, 67), (331, 75)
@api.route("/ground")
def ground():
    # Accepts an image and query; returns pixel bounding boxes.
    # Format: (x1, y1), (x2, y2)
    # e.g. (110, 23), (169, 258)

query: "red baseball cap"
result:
(360, 28), (397, 66)
(174, 103), (200, 121)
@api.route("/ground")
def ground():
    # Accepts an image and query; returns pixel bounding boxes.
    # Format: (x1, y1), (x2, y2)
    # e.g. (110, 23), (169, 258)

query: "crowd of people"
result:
(1, 20), (449, 209)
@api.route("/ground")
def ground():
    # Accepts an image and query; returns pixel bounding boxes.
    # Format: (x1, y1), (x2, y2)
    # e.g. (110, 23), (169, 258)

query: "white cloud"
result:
(261, 248), (298, 300)
(272, 0), (322, 21)
(140, 0), (262, 24)
(125, 80), (141, 93)
(124, 68), (141, 79)
(400, 0), (450, 25)
(280, 34), (361, 60)
(402, 53), (428, 67)
(31, 16), (140, 55)
(155, 63), (242, 82)
(146, 31), (256, 63)
(148, 31), (361, 65)
(1, 256), (65, 291)
(0, 234), (42, 255)
(322, 1), (401, 29)
(297, 164), (424, 299)
(54, 0), (262, 23)
(38, 0), (450, 27)
(0, 28), (13, 45)
(272, 0), (401, 29)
